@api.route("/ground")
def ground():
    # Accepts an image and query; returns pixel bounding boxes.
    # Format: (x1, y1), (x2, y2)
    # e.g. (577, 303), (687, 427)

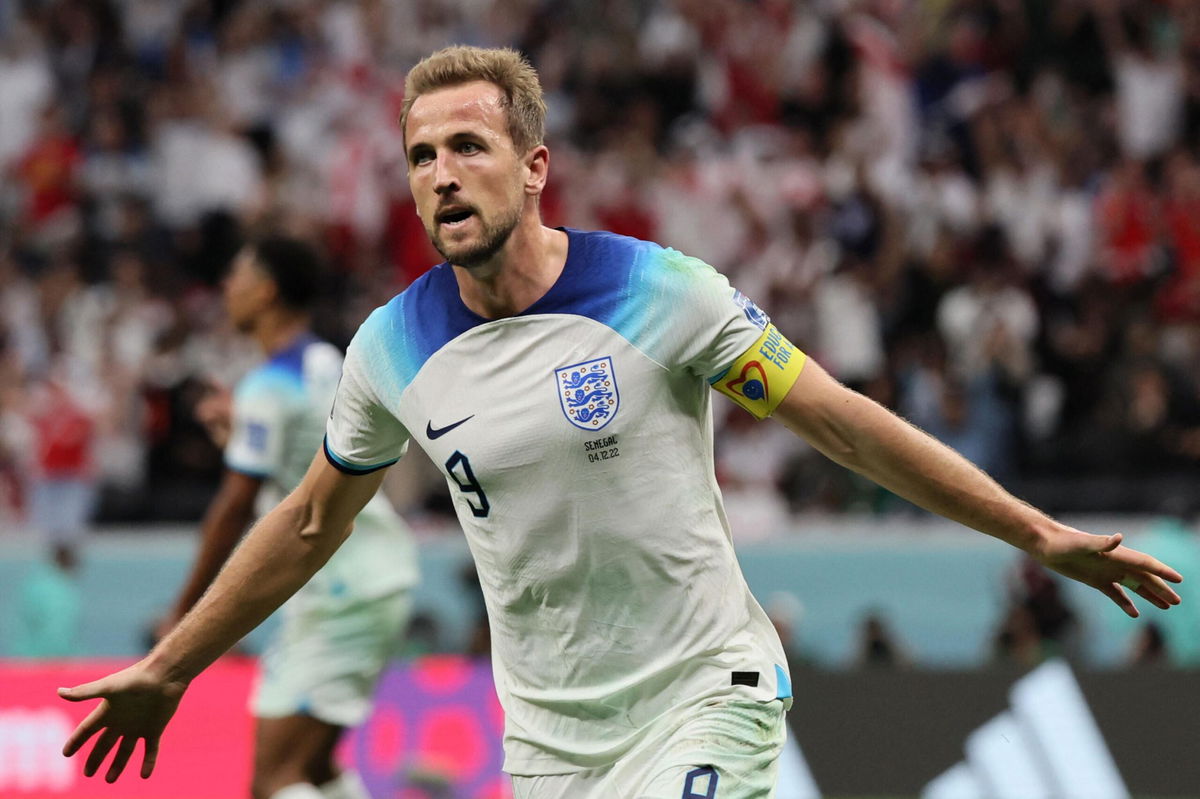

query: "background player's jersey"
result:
(325, 229), (793, 774)
(227, 334), (417, 603)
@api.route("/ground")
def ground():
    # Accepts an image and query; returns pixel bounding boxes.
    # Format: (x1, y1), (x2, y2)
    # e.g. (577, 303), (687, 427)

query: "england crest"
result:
(555, 356), (619, 431)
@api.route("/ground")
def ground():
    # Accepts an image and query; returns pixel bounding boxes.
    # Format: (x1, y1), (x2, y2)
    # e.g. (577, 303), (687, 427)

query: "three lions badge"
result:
(555, 356), (619, 430)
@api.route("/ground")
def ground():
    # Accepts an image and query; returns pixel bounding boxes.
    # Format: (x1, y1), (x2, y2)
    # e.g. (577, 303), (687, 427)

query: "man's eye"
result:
(412, 152), (433, 165)
(460, 142), (480, 154)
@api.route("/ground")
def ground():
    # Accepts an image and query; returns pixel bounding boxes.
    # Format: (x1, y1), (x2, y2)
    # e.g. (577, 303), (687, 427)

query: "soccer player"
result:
(156, 237), (418, 799)
(60, 47), (1183, 797)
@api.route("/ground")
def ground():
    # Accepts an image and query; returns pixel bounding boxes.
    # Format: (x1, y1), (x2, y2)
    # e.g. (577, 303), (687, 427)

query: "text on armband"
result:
(757, 327), (793, 370)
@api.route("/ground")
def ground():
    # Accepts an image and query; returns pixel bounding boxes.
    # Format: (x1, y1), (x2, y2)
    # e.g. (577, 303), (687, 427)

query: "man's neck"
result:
(253, 313), (310, 357)
(453, 222), (569, 319)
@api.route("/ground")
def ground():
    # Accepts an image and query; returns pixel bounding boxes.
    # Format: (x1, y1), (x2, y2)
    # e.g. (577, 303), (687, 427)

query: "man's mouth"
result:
(436, 207), (475, 228)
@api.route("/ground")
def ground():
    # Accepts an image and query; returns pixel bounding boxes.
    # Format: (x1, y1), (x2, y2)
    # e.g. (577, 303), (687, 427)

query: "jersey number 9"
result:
(445, 450), (490, 518)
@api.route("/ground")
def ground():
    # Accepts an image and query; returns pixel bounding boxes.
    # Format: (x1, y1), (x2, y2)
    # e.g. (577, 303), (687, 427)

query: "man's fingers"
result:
(1137, 572), (1182, 606)
(1120, 572), (1180, 609)
(1133, 584), (1171, 610)
(58, 680), (107, 703)
(141, 737), (159, 779)
(1107, 547), (1184, 584)
(1109, 547), (1185, 606)
(62, 704), (107, 757)
(84, 729), (120, 777)
(106, 737), (137, 783)
(1152, 561), (1184, 584)
(1127, 554), (1184, 584)
(1134, 549), (1185, 583)
(1097, 533), (1122, 552)
(1101, 582), (1139, 618)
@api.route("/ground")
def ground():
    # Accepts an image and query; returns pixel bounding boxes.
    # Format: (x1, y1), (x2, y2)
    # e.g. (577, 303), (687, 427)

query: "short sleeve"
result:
(639, 249), (807, 419)
(226, 377), (290, 478)
(323, 321), (411, 474)
(639, 248), (782, 379)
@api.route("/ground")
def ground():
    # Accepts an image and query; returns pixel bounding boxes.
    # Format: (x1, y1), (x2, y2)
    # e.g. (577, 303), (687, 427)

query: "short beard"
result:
(431, 203), (522, 269)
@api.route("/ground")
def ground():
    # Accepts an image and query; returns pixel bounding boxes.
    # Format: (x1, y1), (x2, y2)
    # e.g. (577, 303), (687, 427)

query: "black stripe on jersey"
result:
(322, 437), (398, 475)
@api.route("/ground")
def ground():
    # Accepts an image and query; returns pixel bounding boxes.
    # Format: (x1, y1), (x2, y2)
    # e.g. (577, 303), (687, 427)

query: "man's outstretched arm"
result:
(58, 451), (385, 783)
(771, 358), (1183, 615)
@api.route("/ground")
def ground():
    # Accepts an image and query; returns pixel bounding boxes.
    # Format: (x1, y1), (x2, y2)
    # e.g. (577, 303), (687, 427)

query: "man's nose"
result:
(433, 153), (459, 195)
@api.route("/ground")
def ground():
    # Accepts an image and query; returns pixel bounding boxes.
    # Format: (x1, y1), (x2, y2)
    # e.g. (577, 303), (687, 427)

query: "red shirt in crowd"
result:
(17, 134), (81, 226)
(30, 383), (94, 479)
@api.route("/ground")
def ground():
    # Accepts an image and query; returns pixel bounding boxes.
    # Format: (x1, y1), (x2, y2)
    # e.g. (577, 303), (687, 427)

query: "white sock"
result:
(268, 783), (325, 799)
(320, 771), (371, 799)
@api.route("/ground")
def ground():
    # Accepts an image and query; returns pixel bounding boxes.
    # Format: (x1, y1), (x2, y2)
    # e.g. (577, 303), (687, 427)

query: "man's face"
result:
(404, 81), (531, 268)
(223, 248), (274, 332)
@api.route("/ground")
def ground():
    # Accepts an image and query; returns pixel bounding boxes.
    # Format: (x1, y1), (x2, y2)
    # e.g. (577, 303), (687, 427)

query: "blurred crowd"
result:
(5, 0), (1200, 530)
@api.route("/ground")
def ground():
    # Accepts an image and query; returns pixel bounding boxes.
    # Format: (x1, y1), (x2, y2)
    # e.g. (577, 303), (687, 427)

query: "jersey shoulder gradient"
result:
(324, 228), (806, 471)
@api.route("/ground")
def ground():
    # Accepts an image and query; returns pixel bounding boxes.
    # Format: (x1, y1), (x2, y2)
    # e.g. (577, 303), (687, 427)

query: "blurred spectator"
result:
(0, 248), (47, 375)
(79, 110), (153, 244)
(0, 333), (24, 525)
(1093, 0), (1184, 161)
(150, 84), (264, 230)
(12, 104), (82, 249)
(1036, 0), (1112, 97)
(1039, 277), (1121, 461)
(853, 610), (913, 669)
(1157, 148), (1200, 321)
(1045, 152), (1100, 297)
(7, 543), (83, 658)
(936, 230), (1038, 384)
(993, 555), (1078, 666)
(976, 97), (1059, 271)
(1127, 621), (1168, 666)
(814, 255), (886, 389)
(23, 368), (99, 548)
(992, 603), (1046, 667)
(905, 137), (980, 253)
(1093, 158), (1161, 285)
(920, 370), (1016, 478)
(0, 21), (54, 173)
(401, 611), (445, 659)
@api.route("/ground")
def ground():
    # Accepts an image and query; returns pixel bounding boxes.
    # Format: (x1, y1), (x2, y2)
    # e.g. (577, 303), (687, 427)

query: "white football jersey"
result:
(325, 229), (801, 774)
(226, 334), (417, 603)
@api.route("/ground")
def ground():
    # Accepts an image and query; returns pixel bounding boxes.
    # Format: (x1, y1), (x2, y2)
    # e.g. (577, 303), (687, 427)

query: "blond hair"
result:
(401, 46), (546, 153)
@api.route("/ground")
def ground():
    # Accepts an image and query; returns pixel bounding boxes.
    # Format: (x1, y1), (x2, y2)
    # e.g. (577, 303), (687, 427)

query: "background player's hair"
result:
(401, 45), (546, 154)
(247, 236), (323, 312)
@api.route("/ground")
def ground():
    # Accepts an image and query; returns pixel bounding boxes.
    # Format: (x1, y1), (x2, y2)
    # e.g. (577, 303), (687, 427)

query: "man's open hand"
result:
(1036, 530), (1184, 617)
(59, 662), (188, 783)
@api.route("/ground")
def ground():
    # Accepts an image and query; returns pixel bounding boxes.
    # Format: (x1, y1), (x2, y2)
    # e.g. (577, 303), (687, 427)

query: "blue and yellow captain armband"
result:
(711, 324), (807, 419)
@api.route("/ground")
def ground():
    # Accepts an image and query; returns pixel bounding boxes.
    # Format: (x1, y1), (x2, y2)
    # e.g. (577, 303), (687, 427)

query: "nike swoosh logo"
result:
(426, 415), (475, 439)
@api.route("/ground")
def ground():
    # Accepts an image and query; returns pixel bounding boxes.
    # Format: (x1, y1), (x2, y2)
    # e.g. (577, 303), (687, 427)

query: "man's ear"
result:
(524, 144), (550, 196)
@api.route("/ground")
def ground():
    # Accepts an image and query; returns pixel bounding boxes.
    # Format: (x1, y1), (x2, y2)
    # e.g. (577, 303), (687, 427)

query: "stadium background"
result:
(1, 0), (1199, 797)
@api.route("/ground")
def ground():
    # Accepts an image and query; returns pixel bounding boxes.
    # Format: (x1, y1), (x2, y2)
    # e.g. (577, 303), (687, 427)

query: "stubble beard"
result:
(430, 202), (523, 269)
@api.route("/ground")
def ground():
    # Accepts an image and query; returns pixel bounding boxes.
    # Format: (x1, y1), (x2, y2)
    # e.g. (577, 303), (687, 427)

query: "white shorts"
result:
(511, 700), (786, 799)
(251, 589), (412, 727)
